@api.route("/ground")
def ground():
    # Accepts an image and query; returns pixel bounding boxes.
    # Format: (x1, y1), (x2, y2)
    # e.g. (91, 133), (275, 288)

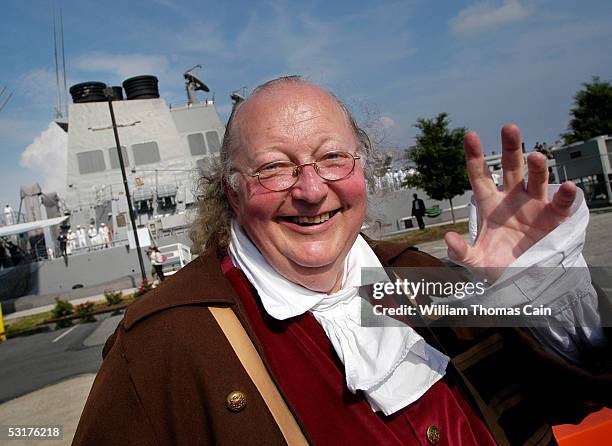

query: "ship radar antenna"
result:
(230, 86), (247, 108)
(183, 64), (209, 105)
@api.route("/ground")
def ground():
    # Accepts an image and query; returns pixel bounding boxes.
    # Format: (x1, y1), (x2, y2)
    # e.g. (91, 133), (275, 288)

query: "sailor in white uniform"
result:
(76, 225), (88, 249)
(67, 229), (77, 254)
(99, 223), (110, 248)
(88, 225), (99, 250)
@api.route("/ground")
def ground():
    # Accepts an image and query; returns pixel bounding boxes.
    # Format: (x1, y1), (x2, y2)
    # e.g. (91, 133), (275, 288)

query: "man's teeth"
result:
(290, 211), (334, 225)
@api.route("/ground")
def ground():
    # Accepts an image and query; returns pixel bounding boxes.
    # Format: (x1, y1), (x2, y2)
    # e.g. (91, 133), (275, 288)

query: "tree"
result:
(562, 76), (612, 144)
(403, 113), (469, 223)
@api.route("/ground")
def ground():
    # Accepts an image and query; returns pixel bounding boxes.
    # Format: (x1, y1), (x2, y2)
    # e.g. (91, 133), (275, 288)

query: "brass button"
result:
(226, 391), (247, 412)
(426, 425), (440, 444)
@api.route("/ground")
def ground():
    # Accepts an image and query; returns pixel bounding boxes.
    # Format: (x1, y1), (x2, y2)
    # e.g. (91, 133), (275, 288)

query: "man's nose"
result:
(290, 164), (328, 203)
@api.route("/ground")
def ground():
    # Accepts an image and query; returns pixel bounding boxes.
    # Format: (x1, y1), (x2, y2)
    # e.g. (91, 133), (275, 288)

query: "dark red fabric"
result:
(222, 256), (496, 446)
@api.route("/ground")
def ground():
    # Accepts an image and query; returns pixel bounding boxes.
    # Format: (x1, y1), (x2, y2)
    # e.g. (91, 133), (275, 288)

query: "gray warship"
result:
(0, 69), (227, 312)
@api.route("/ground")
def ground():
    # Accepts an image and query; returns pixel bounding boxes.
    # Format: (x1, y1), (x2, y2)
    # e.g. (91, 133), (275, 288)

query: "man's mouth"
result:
(281, 209), (341, 226)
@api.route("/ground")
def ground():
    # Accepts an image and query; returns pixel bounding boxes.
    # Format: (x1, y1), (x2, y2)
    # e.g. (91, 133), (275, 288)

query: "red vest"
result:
(222, 257), (496, 446)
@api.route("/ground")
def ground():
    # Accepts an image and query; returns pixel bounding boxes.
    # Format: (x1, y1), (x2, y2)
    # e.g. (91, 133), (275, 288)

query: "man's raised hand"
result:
(444, 124), (576, 280)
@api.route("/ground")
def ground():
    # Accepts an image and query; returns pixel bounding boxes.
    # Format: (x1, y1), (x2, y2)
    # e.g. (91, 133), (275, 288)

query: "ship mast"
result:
(52, 8), (62, 119)
(60, 9), (69, 119)
(51, 7), (69, 120)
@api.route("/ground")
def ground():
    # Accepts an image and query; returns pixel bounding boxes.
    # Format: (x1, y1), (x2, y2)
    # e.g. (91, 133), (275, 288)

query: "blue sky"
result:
(1, 0), (611, 209)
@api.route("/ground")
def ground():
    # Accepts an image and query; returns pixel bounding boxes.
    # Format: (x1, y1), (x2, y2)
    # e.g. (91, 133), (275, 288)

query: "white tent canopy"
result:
(0, 216), (69, 238)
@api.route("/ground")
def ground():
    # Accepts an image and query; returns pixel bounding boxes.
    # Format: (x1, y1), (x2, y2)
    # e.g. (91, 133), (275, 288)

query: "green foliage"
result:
(403, 113), (470, 221)
(74, 301), (96, 323)
(135, 280), (153, 297)
(562, 76), (612, 144)
(52, 298), (74, 328)
(104, 290), (123, 306)
(104, 290), (124, 315)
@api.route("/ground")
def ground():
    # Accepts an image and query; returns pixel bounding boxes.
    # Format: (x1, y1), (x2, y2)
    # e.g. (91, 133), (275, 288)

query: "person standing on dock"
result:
(57, 230), (68, 257)
(147, 247), (166, 283)
(411, 193), (426, 229)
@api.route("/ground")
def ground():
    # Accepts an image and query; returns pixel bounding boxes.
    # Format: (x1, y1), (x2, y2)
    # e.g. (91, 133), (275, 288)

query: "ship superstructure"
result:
(64, 73), (224, 243)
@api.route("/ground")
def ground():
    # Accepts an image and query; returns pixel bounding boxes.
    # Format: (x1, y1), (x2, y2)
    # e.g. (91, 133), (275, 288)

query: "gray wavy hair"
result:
(190, 76), (375, 256)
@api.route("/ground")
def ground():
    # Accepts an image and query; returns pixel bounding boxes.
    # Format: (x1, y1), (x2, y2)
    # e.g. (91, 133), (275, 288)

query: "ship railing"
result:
(55, 237), (131, 258)
(168, 99), (215, 109)
(158, 243), (192, 276)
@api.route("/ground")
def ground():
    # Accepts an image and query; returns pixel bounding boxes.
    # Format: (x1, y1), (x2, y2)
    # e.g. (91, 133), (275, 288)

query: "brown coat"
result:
(72, 240), (612, 446)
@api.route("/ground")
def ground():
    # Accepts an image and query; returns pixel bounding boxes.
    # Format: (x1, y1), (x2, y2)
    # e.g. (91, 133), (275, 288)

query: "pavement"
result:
(0, 374), (95, 446)
(0, 313), (122, 403)
(0, 313), (123, 445)
(0, 207), (610, 445)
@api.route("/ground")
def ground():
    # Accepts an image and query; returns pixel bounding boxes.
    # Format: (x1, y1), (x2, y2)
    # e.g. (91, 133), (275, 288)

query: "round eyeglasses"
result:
(250, 151), (361, 192)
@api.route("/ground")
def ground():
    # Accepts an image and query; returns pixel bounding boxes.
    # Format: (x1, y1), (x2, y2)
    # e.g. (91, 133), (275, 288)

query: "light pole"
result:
(104, 88), (147, 284)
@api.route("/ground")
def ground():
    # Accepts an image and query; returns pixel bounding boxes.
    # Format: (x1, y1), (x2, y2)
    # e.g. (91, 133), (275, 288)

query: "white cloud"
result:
(74, 53), (170, 79)
(380, 116), (396, 129)
(449, 0), (531, 35)
(19, 121), (68, 195)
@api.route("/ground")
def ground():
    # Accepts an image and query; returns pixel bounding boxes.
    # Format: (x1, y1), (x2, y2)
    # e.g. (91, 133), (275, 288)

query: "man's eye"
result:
(259, 161), (294, 174)
(320, 151), (343, 161)
(261, 162), (284, 171)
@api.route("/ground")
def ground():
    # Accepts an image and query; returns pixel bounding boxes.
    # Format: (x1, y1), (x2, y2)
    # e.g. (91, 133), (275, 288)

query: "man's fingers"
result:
(464, 131), (497, 201)
(445, 231), (472, 265)
(526, 152), (548, 200)
(501, 124), (525, 192)
(550, 181), (576, 217)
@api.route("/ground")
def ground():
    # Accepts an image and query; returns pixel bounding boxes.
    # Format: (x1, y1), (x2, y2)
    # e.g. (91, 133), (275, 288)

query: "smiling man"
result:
(73, 77), (611, 446)
(226, 82), (367, 293)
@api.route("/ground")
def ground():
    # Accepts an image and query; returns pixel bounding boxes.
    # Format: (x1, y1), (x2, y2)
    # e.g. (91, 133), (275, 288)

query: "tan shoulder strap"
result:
(209, 306), (309, 446)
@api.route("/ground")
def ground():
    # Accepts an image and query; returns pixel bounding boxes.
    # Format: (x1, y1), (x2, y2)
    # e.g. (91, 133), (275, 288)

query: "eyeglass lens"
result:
(257, 152), (357, 191)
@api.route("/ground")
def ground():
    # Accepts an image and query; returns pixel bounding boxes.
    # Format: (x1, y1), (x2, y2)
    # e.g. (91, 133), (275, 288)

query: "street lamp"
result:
(104, 87), (147, 284)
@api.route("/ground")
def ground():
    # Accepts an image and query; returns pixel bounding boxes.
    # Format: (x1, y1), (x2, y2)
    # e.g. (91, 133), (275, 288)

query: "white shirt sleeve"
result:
(471, 185), (606, 364)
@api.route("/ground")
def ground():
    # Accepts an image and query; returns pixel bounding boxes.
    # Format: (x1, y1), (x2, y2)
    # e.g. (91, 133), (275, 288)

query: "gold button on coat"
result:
(226, 391), (247, 412)
(426, 425), (441, 444)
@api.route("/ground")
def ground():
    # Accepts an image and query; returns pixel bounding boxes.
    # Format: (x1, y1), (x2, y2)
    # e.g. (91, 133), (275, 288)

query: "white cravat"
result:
(229, 220), (449, 415)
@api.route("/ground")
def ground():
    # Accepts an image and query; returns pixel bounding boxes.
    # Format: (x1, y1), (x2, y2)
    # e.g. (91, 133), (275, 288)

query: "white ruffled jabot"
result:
(229, 220), (449, 415)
